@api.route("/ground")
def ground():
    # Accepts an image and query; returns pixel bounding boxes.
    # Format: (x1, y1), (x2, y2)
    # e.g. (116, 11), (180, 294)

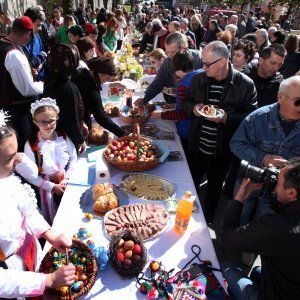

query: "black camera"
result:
(238, 160), (280, 192)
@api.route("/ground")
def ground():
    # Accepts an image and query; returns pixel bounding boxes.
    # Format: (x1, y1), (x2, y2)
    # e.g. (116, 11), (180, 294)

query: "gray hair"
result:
(256, 28), (268, 40)
(151, 18), (162, 27)
(225, 24), (237, 32)
(180, 18), (189, 26)
(204, 41), (229, 60)
(278, 76), (300, 94)
(165, 32), (184, 48)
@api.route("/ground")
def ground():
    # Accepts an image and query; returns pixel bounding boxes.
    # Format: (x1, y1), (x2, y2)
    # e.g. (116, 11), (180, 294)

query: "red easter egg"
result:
(117, 252), (125, 263)
(133, 244), (142, 255)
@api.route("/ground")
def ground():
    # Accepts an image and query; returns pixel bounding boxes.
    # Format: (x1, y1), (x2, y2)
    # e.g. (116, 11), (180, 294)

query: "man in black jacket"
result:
(243, 44), (286, 107)
(182, 41), (257, 223)
(218, 158), (300, 300)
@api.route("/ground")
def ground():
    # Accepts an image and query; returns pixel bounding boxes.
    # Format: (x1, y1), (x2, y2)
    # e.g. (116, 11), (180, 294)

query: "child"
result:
(151, 50), (203, 149)
(0, 110), (75, 297)
(24, 98), (77, 224)
(103, 17), (119, 55)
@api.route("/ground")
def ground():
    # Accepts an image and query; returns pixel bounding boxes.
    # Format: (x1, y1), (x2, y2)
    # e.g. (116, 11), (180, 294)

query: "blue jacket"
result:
(230, 103), (300, 167)
(176, 69), (203, 139)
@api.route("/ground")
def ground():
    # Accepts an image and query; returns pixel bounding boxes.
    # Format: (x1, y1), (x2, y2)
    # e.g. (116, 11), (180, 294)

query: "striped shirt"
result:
(199, 79), (226, 155)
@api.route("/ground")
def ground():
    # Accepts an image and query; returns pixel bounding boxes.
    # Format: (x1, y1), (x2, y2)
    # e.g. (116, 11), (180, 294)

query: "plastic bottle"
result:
(174, 191), (194, 234)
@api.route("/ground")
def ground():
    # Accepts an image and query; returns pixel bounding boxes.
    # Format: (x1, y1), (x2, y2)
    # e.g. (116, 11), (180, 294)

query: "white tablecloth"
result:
(41, 101), (226, 299)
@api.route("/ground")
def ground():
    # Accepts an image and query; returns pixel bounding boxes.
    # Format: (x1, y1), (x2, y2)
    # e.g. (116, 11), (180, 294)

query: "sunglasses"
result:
(285, 94), (300, 106)
(202, 57), (223, 68)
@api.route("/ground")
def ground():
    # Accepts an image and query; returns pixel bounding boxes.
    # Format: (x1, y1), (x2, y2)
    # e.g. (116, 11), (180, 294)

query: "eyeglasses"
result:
(202, 57), (223, 68)
(35, 119), (58, 126)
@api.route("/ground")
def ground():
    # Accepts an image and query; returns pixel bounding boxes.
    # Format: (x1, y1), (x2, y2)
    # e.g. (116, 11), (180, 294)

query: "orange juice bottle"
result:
(174, 191), (194, 234)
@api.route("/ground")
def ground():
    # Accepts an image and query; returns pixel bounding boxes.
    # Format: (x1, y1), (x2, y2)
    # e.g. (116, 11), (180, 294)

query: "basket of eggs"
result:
(104, 123), (161, 172)
(39, 239), (98, 299)
(108, 230), (147, 278)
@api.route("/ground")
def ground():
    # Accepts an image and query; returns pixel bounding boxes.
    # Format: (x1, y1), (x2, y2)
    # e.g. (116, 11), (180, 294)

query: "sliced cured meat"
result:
(104, 203), (169, 241)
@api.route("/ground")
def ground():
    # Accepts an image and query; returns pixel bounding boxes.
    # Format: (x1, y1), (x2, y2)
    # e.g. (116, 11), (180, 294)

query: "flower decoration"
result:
(115, 43), (143, 82)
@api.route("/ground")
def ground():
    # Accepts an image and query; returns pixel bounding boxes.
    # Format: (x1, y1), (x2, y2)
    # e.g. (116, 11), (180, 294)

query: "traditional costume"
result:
(0, 165), (50, 298)
(23, 98), (77, 224)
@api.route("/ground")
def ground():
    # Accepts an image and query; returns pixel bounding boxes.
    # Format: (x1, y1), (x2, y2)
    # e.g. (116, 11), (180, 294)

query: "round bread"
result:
(92, 183), (113, 201)
(93, 194), (118, 216)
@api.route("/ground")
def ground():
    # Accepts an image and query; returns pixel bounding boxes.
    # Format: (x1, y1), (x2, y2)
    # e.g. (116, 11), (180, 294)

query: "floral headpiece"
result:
(30, 98), (60, 116)
(0, 109), (10, 133)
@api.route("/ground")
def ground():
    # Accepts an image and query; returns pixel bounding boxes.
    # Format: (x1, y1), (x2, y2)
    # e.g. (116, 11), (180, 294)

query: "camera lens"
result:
(238, 160), (265, 183)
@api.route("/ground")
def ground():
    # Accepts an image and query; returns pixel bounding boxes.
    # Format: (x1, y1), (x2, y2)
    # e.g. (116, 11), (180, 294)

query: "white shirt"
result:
(0, 174), (50, 298)
(4, 48), (43, 97)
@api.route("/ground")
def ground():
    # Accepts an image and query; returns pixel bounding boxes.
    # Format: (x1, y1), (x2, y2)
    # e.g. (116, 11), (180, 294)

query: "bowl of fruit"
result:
(104, 123), (167, 172)
(108, 230), (147, 278)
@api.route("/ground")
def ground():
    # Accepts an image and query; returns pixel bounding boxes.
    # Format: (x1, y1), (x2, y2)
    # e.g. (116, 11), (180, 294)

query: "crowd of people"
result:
(0, 1), (300, 299)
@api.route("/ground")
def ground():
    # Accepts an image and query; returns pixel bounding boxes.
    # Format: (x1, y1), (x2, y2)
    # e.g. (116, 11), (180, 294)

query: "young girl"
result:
(0, 110), (75, 298)
(103, 17), (119, 55)
(24, 98), (77, 224)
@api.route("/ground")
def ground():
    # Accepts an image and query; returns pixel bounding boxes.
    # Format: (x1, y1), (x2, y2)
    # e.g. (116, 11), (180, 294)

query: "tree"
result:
(272, 0), (300, 18)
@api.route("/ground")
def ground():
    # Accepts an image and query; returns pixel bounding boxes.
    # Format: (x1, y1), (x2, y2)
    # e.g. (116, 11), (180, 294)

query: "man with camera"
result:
(218, 157), (300, 300)
(230, 76), (300, 223)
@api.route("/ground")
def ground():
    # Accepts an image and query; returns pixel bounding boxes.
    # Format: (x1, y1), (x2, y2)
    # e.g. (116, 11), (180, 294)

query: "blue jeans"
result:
(220, 262), (261, 300)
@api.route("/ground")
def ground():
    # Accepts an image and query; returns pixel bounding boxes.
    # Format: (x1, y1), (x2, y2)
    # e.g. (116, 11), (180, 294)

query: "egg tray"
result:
(39, 239), (98, 299)
(108, 230), (147, 278)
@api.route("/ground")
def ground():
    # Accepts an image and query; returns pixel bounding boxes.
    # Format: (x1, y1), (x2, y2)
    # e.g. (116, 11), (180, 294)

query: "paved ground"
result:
(198, 182), (261, 276)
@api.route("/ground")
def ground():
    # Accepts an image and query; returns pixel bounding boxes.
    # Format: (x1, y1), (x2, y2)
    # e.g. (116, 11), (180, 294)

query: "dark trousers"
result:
(1, 102), (35, 151)
(117, 40), (122, 50)
(188, 151), (232, 221)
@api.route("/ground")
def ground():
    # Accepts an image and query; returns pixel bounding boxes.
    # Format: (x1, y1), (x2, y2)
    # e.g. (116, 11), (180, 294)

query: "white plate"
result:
(197, 105), (223, 119)
(120, 78), (139, 90)
(119, 173), (176, 201)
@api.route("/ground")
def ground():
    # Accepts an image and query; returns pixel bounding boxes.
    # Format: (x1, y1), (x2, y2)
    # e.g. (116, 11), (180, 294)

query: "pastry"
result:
(88, 127), (109, 146)
(92, 183), (118, 216)
(92, 183), (113, 201)
(104, 103), (119, 117)
(203, 105), (217, 117)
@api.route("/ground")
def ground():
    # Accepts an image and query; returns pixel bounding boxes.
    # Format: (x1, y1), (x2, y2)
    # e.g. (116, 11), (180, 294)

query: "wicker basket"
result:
(39, 239), (98, 299)
(104, 123), (160, 172)
(108, 230), (147, 278)
(119, 111), (150, 124)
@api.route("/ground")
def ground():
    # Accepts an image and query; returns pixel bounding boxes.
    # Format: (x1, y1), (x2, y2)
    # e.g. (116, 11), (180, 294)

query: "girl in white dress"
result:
(24, 98), (77, 224)
(0, 110), (76, 298)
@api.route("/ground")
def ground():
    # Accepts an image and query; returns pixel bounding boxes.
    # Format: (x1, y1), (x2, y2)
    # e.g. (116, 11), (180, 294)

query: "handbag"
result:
(136, 245), (228, 300)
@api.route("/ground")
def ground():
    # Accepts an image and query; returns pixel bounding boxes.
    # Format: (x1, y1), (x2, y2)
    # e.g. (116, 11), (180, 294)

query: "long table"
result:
(41, 96), (226, 299)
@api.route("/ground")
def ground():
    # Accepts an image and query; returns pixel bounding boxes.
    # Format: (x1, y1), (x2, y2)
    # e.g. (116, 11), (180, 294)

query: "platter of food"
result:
(121, 123), (159, 136)
(197, 105), (223, 119)
(104, 203), (170, 241)
(104, 103), (120, 118)
(119, 173), (176, 201)
(163, 87), (177, 97)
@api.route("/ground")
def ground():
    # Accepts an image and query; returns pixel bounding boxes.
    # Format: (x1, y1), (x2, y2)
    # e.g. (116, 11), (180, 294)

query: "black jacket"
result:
(218, 199), (300, 300)
(182, 64), (257, 158)
(71, 68), (125, 137)
(280, 51), (300, 79)
(43, 73), (85, 145)
(243, 64), (283, 107)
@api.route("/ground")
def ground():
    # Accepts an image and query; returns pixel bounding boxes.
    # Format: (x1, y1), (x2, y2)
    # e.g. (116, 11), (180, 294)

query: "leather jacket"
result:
(182, 64), (257, 158)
